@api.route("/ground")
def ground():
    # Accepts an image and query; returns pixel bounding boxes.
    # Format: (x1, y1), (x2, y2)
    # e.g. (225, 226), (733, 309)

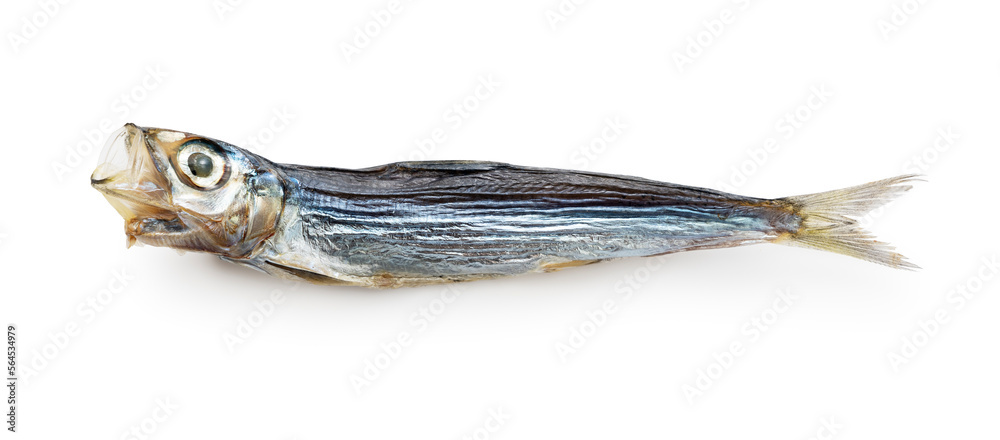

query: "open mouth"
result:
(91, 124), (186, 245)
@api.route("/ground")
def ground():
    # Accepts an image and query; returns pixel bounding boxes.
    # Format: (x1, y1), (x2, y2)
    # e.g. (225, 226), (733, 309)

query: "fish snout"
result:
(91, 123), (146, 185)
(91, 124), (174, 221)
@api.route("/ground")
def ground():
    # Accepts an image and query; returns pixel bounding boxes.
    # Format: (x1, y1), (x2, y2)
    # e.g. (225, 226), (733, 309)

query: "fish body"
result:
(92, 124), (916, 288)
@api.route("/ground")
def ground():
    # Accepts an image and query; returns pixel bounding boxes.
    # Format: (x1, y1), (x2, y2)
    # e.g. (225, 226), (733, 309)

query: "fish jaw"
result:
(90, 124), (197, 249)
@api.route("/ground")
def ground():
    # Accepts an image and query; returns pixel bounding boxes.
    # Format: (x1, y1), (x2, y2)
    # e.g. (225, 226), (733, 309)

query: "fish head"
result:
(91, 123), (285, 258)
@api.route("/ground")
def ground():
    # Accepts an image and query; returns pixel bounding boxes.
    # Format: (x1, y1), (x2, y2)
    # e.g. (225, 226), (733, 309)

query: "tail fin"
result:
(775, 175), (920, 270)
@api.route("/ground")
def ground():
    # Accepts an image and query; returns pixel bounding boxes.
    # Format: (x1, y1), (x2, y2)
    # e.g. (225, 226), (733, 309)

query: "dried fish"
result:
(92, 124), (917, 288)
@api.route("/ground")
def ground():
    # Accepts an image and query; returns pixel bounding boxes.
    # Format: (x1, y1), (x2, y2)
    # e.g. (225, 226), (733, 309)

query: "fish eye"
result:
(177, 140), (229, 189)
(188, 152), (214, 177)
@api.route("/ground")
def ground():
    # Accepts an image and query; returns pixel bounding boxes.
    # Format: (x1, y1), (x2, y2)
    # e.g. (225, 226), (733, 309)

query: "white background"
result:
(2, 0), (998, 438)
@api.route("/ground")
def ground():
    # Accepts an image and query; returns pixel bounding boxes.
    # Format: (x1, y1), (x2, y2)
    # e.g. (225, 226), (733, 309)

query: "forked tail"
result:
(774, 175), (920, 270)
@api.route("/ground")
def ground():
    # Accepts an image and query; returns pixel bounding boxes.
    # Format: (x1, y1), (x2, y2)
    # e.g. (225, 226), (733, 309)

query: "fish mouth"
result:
(91, 124), (188, 246)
